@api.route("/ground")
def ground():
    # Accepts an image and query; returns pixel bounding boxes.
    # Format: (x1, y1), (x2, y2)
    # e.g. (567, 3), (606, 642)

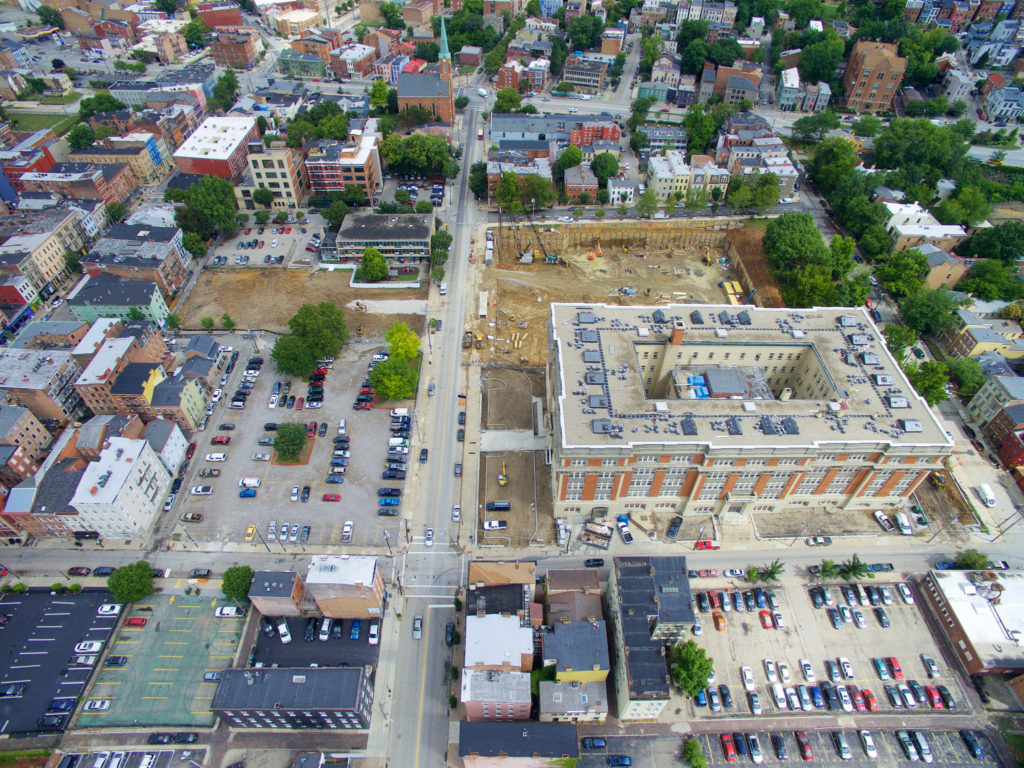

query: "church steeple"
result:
(438, 15), (452, 81)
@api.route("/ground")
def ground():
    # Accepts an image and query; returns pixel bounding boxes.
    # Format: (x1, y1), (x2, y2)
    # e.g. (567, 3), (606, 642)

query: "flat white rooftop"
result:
(305, 554), (377, 586)
(173, 116), (256, 162)
(932, 569), (1024, 669)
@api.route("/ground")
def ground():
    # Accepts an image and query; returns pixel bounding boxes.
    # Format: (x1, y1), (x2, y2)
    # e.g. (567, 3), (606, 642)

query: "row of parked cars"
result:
(225, 356), (266, 411)
(260, 615), (380, 645)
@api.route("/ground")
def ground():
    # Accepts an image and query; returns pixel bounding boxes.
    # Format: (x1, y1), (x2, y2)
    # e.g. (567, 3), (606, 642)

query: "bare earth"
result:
(178, 269), (428, 337)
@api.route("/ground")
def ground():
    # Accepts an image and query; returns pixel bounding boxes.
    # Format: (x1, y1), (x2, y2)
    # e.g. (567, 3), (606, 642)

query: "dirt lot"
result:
(468, 220), (764, 365)
(481, 369), (543, 431)
(177, 269), (427, 337)
(478, 449), (553, 547)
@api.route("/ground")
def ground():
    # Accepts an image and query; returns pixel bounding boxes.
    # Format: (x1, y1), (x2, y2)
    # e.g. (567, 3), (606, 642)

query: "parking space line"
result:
(140, 696), (169, 700)
(158, 654), (183, 658)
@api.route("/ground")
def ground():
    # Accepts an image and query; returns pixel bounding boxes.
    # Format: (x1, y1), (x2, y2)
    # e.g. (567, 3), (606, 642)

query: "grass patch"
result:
(0, 750), (52, 767)
(7, 111), (76, 133)
(39, 91), (80, 105)
(530, 664), (556, 695)
(1001, 731), (1024, 765)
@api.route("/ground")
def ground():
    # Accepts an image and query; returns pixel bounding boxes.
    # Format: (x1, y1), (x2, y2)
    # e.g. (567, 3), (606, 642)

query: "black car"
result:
(696, 591), (709, 612)
(261, 618), (275, 638)
(908, 678), (926, 705)
(174, 733), (198, 744)
(771, 734), (788, 761)
(458, 411), (466, 425)
(171, 478), (182, 494)
(104, 656), (128, 666)
(937, 685), (956, 710)
(264, 423), (278, 431)
(148, 734), (175, 745)
(382, 469), (407, 479)
(827, 608), (843, 630)
(445, 621), (455, 646)
(719, 684), (733, 708)
(301, 485), (311, 503)
(960, 730), (984, 759)
(318, 422), (328, 437)
(810, 587), (825, 609)
(37, 715), (66, 729)
(874, 607), (890, 628)
(584, 558), (604, 568)
(333, 436), (350, 445)
(666, 516), (683, 539)
(304, 617), (317, 641)
(189, 568), (211, 579)
(457, 429), (465, 441)
(378, 488), (401, 497)
(419, 448), (428, 463)
(219, 423), (236, 430)
(93, 566), (116, 577)
(332, 621), (344, 639)
(963, 424), (977, 440)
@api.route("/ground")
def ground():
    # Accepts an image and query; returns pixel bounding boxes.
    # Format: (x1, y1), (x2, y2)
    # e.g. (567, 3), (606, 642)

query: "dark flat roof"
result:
(458, 722), (578, 758)
(337, 212), (431, 242)
(211, 667), (365, 711)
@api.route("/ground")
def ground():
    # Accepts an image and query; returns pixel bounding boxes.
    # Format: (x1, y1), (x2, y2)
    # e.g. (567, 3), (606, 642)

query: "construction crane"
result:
(498, 461), (508, 486)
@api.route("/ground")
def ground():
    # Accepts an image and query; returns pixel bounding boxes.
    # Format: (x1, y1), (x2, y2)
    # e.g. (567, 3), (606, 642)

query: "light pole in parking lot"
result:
(251, 525), (271, 553)
(383, 530), (393, 557)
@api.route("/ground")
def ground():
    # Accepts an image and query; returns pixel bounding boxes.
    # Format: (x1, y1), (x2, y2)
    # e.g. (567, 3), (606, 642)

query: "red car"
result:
(353, 401), (372, 410)
(314, 367), (328, 375)
(68, 567), (91, 577)
(866, 298), (875, 309)
(926, 685), (943, 709)
(306, 421), (317, 436)
(721, 733), (737, 762)
(284, 227), (291, 234)
(712, 611), (726, 631)
(795, 731), (813, 761)
(887, 657), (903, 681)
(863, 688), (878, 712)
(185, 442), (196, 458)
(695, 540), (720, 550)
(321, 493), (341, 502)
(244, 228), (251, 235)
(359, 388), (374, 395)
(759, 610), (774, 629)
(849, 685), (866, 712)
(296, 397), (304, 410)
(258, 240), (264, 248)
(125, 617), (147, 627)
(697, 569), (720, 577)
(708, 591), (721, 610)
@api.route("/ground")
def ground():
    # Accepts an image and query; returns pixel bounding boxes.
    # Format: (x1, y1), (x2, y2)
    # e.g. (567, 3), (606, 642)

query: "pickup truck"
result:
(873, 510), (896, 533)
(616, 514), (634, 544)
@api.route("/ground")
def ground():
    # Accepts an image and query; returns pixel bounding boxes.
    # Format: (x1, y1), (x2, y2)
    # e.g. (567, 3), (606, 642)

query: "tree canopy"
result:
(877, 248), (929, 297)
(357, 247), (387, 282)
(899, 287), (964, 335)
(67, 124), (95, 150)
(668, 640), (714, 696)
(221, 565), (253, 602)
(957, 220), (1024, 264)
(79, 93), (126, 121)
(172, 175), (239, 240)
(107, 560), (155, 603)
(273, 422), (307, 460)
(384, 321), (420, 360)
(369, 356), (418, 400)
(272, 302), (349, 376)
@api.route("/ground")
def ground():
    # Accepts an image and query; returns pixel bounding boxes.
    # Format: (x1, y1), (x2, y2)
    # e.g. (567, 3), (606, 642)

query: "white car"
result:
(269, 394), (278, 408)
(764, 659), (778, 683)
(277, 618), (292, 644)
(837, 685), (854, 712)
(425, 528), (433, 547)
(452, 505), (461, 522)
(204, 453), (226, 462)
(859, 730), (878, 759)
(368, 620), (380, 645)
(215, 606), (243, 618)
(290, 485), (299, 502)
(97, 604), (122, 616)
(839, 657), (855, 679)
(483, 520), (507, 530)
(723, 568), (744, 578)
(741, 665), (755, 692)
(271, 239), (279, 247)
(799, 658), (815, 682)
(387, 446), (409, 455)
(342, 521), (353, 543)
(83, 700), (110, 712)
(252, 453), (271, 461)
(558, 216), (573, 222)
(898, 583), (915, 605)
(75, 641), (103, 654)
(190, 486), (212, 496)
(778, 663), (791, 684)
(211, 389), (222, 403)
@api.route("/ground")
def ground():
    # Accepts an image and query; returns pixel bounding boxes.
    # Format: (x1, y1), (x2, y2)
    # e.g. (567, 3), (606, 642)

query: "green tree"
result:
(668, 640), (714, 696)
(904, 360), (949, 406)
(154, 0), (178, 13)
(221, 313), (236, 331)
(183, 232), (207, 259)
(763, 212), (828, 273)
(809, 137), (859, 197)
(324, 199), (351, 228)
(271, 333), (316, 376)
(174, 175), (239, 240)
(526, 0), (541, 13)
(106, 202), (128, 223)
(957, 259), (1024, 301)
(255, 210), (270, 224)
(523, 175), (556, 208)
(369, 356), (418, 400)
(274, 211), (288, 224)
(899, 287), (964, 335)
(637, 188), (659, 217)
(590, 152), (620, 186)
(385, 321), (421, 360)
(630, 130), (650, 154)
(252, 187), (275, 207)
(288, 302), (350, 359)
(877, 248), (928, 297)
(358, 246), (387, 282)
(798, 30), (844, 83)
(683, 104), (716, 156)
(210, 67), (239, 111)
(819, 559), (840, 579)
(760, 559), (785, 582)
(182, 19), (209, 48)
(127, 306), (145, 322)
(370, 79), (389, 111)
(107, 560), (155, 603)
(933, 185), (991, 227)
(37, 5), (64, 28)
(78, 93), (126, 121)
(791, 110), (840, 144)
(200, 316), (215, 330)
(414, 200), (433, 213)
(414, 41), (440, 61)
(220, 565), (253, 602)
(680, 39), (710, 75)
(256, 115), (268, 136)
(853, 114), (883, 137)
(165, 313), (181, 331)
(957, 220), (1024, 264)
(494, 87), (522, 113)
(273, 422), (307, 460)
(495, 172), (523, 212)
(395, 189), (411, 204)
(682, 738), (708, 768)
(67, 123), (95, 150)
(946, 356), (985, 394)
(455, 95), (470, 110)
(883, 323), (919, 365)
(955, 548), (991, 570)
(838, 553), (870, 580)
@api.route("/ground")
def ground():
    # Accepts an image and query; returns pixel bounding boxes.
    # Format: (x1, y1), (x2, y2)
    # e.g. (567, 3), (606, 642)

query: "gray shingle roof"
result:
(397, 72), (450, 100)
(69, 274), (158, 308)
(458, 722), (578, 758)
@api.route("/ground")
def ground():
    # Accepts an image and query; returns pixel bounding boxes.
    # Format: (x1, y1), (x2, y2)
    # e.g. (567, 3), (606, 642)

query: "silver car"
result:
(412, 614), (423, 639)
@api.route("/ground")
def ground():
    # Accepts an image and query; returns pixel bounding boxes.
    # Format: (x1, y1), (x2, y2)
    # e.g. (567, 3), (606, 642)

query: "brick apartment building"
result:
(210, 27), (263, 70)
(842, 40), (907, 112)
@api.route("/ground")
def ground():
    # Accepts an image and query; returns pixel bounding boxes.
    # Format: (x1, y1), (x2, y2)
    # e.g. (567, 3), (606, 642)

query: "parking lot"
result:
(690, 579), (966, 720)
(172, 345), (408, 550)
(78, 594), (238, 728)
(207, 223), (320, 269)
(250, 615), (382, 670)
(64, 750), (206, 768)
(691, 728), (1000, 767)
(0, 589), (119, 735)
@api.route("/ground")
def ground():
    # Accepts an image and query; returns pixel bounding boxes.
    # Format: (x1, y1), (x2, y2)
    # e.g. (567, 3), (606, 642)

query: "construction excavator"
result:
(498, 461), (508, 486)
(587, 237), (604, 261)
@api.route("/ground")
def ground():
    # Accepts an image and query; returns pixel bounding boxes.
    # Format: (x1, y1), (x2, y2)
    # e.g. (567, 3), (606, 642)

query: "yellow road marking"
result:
(168, 595), (175, 604)
(147, 682), (175, 686)
(94, 681), (121, 685)
(141, 696), (169, 700)
(152, 668), (179, 672)
(158, 654), (184, 658)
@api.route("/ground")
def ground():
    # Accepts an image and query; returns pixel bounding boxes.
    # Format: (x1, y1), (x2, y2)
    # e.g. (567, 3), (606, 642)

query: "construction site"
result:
(461, 216), (778, 366)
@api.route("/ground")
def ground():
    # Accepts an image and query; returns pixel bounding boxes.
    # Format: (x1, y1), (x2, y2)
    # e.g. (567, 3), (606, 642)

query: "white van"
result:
(389, 437), (410, 447)
(337, 419), (347, 435)
(978, 483), (996, 508)
(238, 477), (261, 488)
(390, 408), (409, 417)
(895, 512), (913, 536)
(770, 682), (787, 710)
(319, 618), (331, 641)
